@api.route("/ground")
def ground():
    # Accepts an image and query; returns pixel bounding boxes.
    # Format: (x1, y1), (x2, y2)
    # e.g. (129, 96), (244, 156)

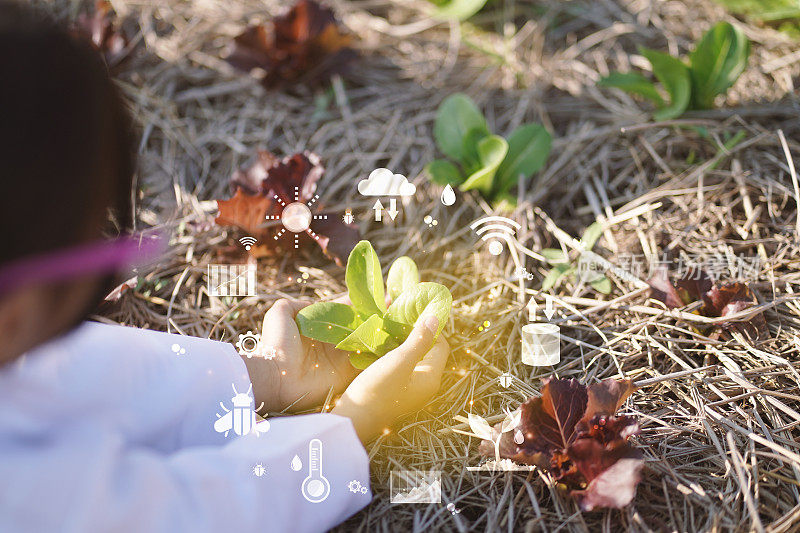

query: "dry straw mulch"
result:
(46, 0), (800, 530)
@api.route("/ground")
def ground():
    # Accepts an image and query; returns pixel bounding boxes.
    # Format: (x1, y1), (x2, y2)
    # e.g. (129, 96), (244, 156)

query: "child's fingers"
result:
(261, 298), (311, 326)
(413, 336), (449, 377)
(275, 298), (313, 316)
(380, 316), (438, 375)
(261, 299), (308, 342)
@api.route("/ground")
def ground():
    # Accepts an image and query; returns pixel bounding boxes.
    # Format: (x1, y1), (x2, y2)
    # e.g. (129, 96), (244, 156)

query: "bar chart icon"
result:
(207, 264), (257, 297)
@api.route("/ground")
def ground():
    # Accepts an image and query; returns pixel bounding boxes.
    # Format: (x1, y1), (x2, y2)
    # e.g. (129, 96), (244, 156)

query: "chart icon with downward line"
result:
(207, 264), (257, 296)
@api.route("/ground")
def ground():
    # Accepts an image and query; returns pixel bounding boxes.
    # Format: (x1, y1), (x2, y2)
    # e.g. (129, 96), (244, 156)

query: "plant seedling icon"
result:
(468, 409), (522, 464)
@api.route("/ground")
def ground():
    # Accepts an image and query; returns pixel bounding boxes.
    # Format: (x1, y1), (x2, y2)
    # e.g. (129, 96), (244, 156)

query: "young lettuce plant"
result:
(714, 1), (800, 39)
(296, 241), (452, 369)
(426, 93), (552, 208)
(541, 222), (612, 294)
(430, 0), (490, 21)
(599, 22), (750, 120)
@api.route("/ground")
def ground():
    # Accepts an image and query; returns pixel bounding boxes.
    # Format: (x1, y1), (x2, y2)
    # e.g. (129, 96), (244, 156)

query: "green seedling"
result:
(541, 222), (612, 294)
(431, 0), (490, 20)
(599, 22), (750, 120)
(426, 93), (552, 208)
(714, 1), (800, 38)
(680, 126), (747, 169)
(296, 241), (453, 369)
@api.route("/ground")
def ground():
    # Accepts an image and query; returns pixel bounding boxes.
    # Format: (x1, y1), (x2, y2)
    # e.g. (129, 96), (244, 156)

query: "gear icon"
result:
(261, 345), (277, 360)
(347, 480), (363, 493)
(236, 331), (261, 358)
(360, 486), (367, 494)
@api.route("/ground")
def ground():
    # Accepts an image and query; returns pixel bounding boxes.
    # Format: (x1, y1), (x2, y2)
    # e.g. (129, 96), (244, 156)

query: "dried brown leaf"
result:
(225, 0), (356, 88)
(647, 266), (768, 340)
(72, 1), (130, 69)
(215, 188), (273, 238)
(215, 150), (359, 265)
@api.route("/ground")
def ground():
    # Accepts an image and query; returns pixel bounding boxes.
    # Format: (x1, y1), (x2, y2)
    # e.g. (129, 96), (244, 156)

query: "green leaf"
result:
(348, 351), (379, 370)
(542, 267), (563, 291)
(640, 48), (692, 120)
(541, 270), (558, 291)
(590, 276), (612, 294)
(494, 124), (552, 194)
(541, 248), (569, 264)
(345, 241), (386, 317)
(425, 159), (463, 186)
(386, 256), (420, 301)
(598, 72), (665, 106)
(580, 222), (603, 250)
(542, 263), (574, 290)
(714, 0), (800, 20)
(296, 302), (366, 345)
(459, 135), (509, 195)
(433, 0), (489, 20)
(461, 127), (490, 173)
(491, 192), (517, 212)
(688, 22), (750, 109)
(383, 317), (413, 342)
(433, 94), (489, 164)
(335, 314), (400, 356)
(708, 129), (747, 170)
(384, 282), (452, 339)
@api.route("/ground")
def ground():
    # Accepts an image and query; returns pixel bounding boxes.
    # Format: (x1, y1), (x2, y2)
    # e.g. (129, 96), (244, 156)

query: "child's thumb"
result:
(382, 315), (439, 374)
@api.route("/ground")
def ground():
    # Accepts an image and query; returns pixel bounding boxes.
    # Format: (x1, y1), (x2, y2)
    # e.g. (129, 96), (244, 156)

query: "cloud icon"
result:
(358, 168), (416, 197)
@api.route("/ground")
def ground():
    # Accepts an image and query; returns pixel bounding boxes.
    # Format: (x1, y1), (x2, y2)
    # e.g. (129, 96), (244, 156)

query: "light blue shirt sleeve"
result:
(0, 322), (371, 533)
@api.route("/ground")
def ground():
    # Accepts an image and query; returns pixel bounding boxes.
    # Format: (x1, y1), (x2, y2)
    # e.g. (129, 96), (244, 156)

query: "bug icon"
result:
(214, 384), (270, 438)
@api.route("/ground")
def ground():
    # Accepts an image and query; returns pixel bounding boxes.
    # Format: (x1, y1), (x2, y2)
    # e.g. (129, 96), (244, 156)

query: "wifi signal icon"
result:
(470, 216), (521, 256)
(239, 236), (257, 251)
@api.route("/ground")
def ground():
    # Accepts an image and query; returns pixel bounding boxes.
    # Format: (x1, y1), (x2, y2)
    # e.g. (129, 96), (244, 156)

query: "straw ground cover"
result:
(44, 0), (800, 530)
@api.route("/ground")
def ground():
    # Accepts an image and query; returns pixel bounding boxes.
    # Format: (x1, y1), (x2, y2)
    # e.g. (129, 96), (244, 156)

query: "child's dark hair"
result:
(0, 1), (136, 267)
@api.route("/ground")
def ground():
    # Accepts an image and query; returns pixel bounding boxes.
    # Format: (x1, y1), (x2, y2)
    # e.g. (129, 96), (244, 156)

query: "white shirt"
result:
(0, 322), (370, 532)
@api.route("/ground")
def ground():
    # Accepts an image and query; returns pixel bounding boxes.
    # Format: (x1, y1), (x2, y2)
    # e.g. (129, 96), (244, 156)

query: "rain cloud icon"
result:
(358, 168), (416, 197)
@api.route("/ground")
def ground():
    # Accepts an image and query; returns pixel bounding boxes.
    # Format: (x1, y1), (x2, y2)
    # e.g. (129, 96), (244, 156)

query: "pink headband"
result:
(0, 234), (166, 296)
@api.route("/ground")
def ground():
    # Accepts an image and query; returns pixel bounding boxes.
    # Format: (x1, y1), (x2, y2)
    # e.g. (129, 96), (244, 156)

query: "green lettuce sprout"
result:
(296, 241), (453, 369)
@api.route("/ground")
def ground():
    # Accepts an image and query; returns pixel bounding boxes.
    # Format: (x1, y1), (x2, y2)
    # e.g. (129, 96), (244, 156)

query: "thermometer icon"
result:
(301, 439), (330, 503)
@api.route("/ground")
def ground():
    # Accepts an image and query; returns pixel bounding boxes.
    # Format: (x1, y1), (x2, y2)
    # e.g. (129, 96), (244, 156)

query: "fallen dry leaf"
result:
(648, 265), (768, 340)
(215, 188), (273, 237)
(215, 150), (359, 266)
(225, 0), (356, 88)
(647, 264), (711, 308)
(104, 276), (137, 302)
(307, 216), (361, 268)
(703, 282), (769, 340)
(72, 0), (130, 69)
(479, 378), (642, 511)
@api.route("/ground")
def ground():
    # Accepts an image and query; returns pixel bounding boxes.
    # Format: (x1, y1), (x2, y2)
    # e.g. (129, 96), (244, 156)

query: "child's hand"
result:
(243, 298), (358, 413)
(331, 316), (450, 444)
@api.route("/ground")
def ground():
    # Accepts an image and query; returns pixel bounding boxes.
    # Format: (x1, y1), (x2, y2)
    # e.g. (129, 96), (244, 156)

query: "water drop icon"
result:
(441, 184), (456, 206)
(513, 429), (524, 445)
(290, 454), (303, 471)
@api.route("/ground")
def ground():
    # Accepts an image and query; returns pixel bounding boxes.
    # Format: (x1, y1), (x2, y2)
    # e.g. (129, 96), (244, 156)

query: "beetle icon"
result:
(214, 384), (270, 437)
